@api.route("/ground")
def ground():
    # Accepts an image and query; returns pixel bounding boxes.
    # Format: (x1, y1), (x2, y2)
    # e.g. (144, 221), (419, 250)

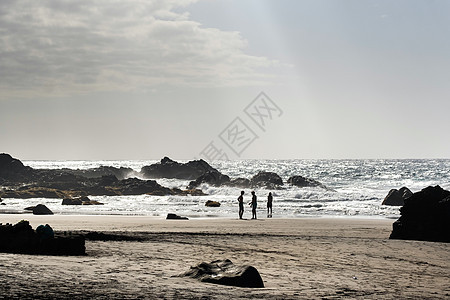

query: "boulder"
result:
(62, 197), (83, 205)
(29, 204), (54, 215)
(140, 157), (219, 180)
(382, 187), (412, 206)
(188, 171), (230, 189)
(226, 178), (251, 188)
(166, 213), (189, 220)
(180, 259), (264, 288)
(205, 200), (221, 207)
(0, 153), (34, 183)
(250, 172), (283, 188)
(389, 185), (450, 243)
(0, 220), (85, 255)
(287, 175), (327, 189)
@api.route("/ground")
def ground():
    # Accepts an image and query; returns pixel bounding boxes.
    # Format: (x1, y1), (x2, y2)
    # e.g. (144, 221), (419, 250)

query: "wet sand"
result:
(0, 215), (449, 299)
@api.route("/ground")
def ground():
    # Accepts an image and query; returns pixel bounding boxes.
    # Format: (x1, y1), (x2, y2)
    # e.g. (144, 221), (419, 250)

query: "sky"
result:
(1, 0), (449, 160)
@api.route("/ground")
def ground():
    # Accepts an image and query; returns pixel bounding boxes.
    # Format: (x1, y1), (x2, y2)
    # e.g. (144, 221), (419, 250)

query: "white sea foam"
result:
(9, 159), (449, 218)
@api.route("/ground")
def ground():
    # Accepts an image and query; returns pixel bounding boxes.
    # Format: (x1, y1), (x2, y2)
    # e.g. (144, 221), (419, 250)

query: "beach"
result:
(0, 215), (448, 299)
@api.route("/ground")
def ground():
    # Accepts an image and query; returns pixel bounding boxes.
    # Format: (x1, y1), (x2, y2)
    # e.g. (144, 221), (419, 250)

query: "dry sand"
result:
(0, 215), (449, 299)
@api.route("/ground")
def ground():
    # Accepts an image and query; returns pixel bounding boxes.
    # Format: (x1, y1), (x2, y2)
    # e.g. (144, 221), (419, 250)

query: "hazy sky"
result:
(1, 0), (449, 160)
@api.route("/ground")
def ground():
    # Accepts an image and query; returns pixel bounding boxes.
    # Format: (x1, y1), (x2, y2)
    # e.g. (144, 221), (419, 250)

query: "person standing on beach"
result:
(237, 191), (245, 219)
(267, 192), (273, 218)
(250, 191), (257, 219)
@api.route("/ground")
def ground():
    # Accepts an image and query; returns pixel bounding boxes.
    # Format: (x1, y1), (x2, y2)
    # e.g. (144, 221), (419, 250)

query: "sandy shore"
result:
(1, 215), (449, 299)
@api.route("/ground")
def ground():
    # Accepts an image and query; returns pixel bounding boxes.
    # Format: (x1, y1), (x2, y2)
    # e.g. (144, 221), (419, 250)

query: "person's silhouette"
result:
(237, 191), (244, 219)
(250, 191), (257, 219)
(267, 192), (273, 218)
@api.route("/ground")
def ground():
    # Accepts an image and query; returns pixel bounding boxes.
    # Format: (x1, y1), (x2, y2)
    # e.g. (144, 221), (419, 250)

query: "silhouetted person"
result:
(267, 192), (273, 218)
(250, 191), (257, 219)
(237, 191), (244, 219)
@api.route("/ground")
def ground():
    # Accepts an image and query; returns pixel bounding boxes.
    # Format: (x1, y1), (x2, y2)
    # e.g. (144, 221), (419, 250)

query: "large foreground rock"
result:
(382, 187), (412, 206)
(0, 220), (85, 255)
(140, 157), (218, 180)
(390, 185), (450, 243)
(180, 259), (264, 288)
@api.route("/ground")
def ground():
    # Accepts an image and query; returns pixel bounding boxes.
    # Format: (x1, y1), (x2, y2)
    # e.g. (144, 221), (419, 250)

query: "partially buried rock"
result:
(390, 185), (450, 243)
(166, 213), (189, 220)
(63, 196), (104, 205)
(180, 259), (264, 288)
(205, 200), (220, 207)
(382, 187), (412, 206)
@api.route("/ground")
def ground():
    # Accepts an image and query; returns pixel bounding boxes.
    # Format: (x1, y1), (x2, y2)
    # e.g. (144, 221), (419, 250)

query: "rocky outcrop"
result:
(250, 171), (283, 188)
(390, 185), (450, 243)
(287, 175), (327, 189)
(382, 187), (412, 206)
(0, 153), (35, 184)
(62, 166), (138, 180)
(2, 187), (71, 199)
(205, 200), (220, 207)
(140, 157), (218, 180)
(0, 220), (85, 255)
(227, 178), (250, 188)
(187, 171), (230, 189)
(180, 259), (264, 288)
(166, 213), (189, 220)
(62, 196), (103, 205)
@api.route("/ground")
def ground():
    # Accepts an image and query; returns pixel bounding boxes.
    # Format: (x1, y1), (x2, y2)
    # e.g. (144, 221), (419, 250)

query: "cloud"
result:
(0, 0), (282, 98)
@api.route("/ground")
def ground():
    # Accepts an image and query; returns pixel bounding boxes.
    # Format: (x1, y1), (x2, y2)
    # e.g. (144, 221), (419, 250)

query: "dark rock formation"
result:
(166, 213), (189, 220)
(2, 187), (71, 199)
(27, 204), (54, 215)
(250, 171), (283, 188)
(0, 154), (208, 199)
(141, 157), (218, 180)
(62, 196), (103, 205)
(382, 187), (413, 206)
(62, 166), (138, 180)
(180, 259), (264, 288)
(205, 200), (221, 207)
(0, 220), (85, 255)
(187, 171), (230, 189)
(390, 185), (450, 243)
(287, 175), (327, 189)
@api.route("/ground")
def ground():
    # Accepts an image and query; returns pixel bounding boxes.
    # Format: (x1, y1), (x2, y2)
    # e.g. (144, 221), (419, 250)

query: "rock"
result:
(205, 200), (221, 207)
(1, 187), (71, 199)
(62, 166), (138, 180)
(62, 196), (103, 205)
(389, 185), (450, 243)
(382, 187), (412, 206)
(287, 175), (327, 189)
(188, 171), (230, 189)
(250, 171), (283, 188)
(180, 259), (264, 288)
(0, 153), (35, 183)
(226, 178), (251, 188)
(141, 157), (219, 180)
(30, 204), (54, 215)
(111, 178), (172, 196)
(0, 220), (85, 255)
(62, 197), (83, 205)
(166, 213), (189, 220)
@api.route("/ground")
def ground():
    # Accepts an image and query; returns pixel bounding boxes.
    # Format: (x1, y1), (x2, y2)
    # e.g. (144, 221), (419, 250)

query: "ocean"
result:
(6, 159), (450, 219)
